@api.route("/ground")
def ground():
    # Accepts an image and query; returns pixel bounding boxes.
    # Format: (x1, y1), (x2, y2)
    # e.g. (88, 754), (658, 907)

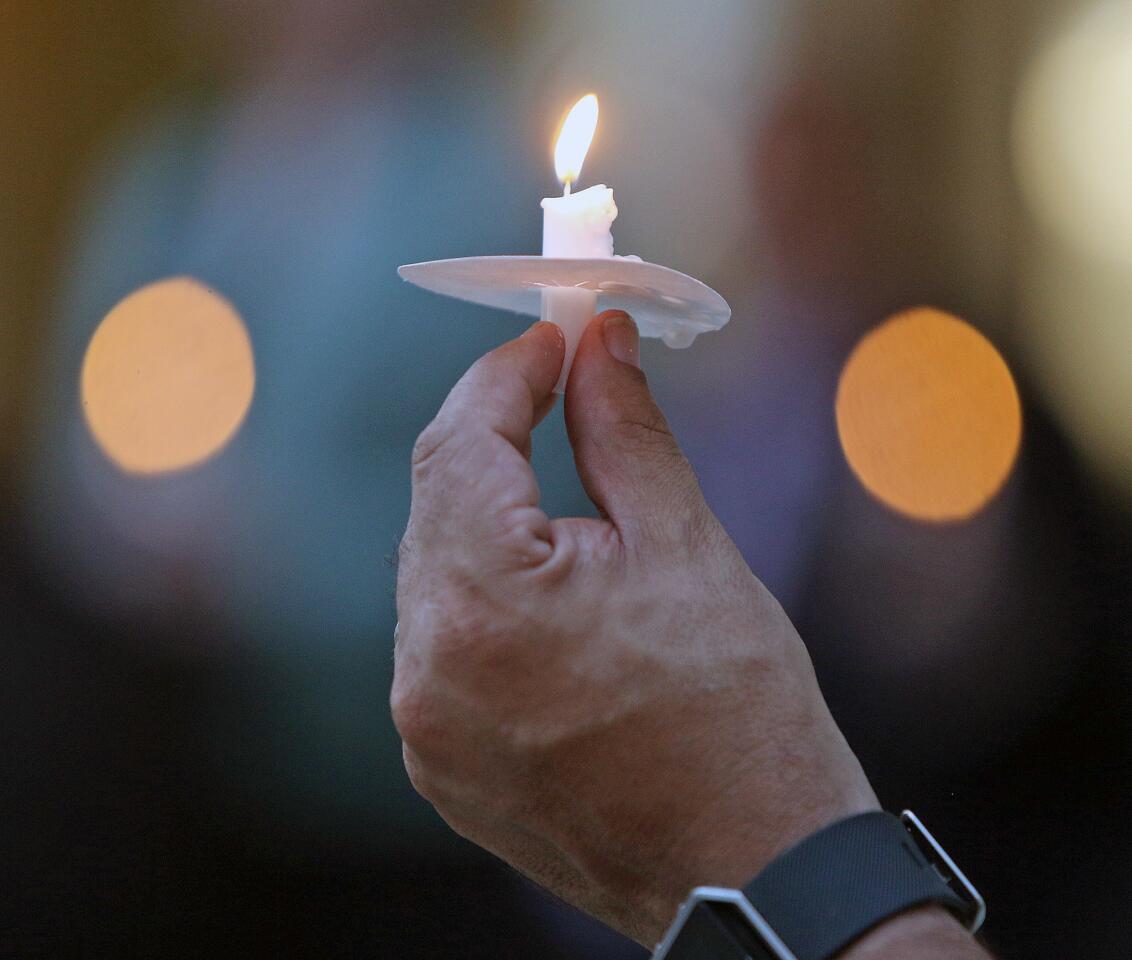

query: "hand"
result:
(392, 312), (878, 945)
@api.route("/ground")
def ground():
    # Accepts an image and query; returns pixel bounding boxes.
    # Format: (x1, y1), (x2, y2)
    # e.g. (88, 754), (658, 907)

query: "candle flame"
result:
(554, 94), (599, 188)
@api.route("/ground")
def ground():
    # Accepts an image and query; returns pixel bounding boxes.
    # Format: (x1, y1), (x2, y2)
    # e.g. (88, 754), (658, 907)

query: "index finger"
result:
(434, 321), (565, 453)
(404, 321), (565, 551)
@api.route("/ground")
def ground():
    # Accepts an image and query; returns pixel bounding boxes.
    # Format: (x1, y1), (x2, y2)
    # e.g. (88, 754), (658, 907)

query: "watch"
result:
(652, 810), (985, 960)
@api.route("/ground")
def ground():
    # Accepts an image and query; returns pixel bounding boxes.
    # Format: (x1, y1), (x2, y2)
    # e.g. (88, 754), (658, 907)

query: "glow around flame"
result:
(554, 94), (599, 187)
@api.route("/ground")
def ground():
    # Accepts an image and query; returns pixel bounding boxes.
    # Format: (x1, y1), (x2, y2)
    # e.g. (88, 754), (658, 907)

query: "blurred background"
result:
(2, 0), (1131, 956)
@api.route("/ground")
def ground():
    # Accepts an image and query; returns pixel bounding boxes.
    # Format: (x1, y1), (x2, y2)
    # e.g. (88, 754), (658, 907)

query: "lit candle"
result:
(541, 94), (617, 392)
(398, 95), (730, 383)
(541, 185), (617, 258)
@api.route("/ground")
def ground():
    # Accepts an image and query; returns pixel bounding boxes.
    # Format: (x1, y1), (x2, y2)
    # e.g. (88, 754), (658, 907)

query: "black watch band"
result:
(653, 810), (985, 960)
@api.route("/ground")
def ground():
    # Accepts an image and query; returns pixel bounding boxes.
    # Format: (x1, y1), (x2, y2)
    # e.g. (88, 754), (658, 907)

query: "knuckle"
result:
(401, 743), (425, 782)
(402, 747), (442, 804)
(437, 809), (480, 843)
(390, 677), (440, 752)
(492, 505), (553, 566)
(411, 419), (452, 475)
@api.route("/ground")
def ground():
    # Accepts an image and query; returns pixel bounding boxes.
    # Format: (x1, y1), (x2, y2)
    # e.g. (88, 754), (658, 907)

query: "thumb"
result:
(564, 311), (707, 542)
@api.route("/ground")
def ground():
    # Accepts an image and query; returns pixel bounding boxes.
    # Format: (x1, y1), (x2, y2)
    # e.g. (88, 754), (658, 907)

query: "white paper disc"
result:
(397, 256), (731, 348)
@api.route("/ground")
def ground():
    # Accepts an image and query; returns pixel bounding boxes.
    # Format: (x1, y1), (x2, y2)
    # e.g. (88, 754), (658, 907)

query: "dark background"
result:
(2, 1), (1131, 956)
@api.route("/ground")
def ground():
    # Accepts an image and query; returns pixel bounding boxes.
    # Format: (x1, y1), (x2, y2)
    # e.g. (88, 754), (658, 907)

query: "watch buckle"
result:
(651, 887), (799, 960)
(900, 809), (987, 933)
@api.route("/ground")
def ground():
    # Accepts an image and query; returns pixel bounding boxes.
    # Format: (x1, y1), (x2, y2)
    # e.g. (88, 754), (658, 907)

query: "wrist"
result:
(649, 810), (985, 960)
(641, 659), (882, 936)
(639, 786), (881, 944)
(839, 907), (989, 960)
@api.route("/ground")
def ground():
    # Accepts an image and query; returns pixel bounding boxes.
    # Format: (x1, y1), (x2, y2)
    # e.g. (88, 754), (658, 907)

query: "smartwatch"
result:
(652, 810), (985, 960)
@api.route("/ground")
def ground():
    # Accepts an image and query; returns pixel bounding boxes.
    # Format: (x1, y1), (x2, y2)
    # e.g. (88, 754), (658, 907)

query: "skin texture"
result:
(842, 908), (991, 960)
(392, 312), (986, 956)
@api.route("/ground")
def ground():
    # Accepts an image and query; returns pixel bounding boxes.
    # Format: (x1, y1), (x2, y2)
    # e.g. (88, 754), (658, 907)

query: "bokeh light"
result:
(1014, 1), (1132, 265)
(81, 277), (255, 474)
(836, 308), (1022, 522)
(1014, 1), (1132, 500)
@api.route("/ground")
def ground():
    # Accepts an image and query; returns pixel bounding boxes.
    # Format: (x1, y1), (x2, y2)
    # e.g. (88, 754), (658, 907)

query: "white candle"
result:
(541, 94), (618, 393)
(541, 184), (617, 258)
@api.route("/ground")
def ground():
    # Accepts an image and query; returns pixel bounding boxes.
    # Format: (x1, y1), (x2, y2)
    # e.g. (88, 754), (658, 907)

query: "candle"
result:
(541, 185), (617, 258)
(541, 94), (617, 392)
(398, 99), (733, 379)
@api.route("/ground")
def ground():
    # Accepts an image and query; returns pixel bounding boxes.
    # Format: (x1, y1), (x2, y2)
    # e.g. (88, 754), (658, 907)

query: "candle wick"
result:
(563, 180), (572, 197)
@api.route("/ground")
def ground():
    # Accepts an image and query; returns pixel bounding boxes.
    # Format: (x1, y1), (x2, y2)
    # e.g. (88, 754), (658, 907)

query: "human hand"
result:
(392, 312), (878, 945)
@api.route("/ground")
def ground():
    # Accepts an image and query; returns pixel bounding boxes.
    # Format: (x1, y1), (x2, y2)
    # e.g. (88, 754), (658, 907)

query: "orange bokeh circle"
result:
(836, 308), (1022, 522)
(81, 277), (255, 474)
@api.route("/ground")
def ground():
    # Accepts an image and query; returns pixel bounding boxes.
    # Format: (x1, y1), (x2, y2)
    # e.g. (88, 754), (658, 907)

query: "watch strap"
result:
(741, 811), (971, 960)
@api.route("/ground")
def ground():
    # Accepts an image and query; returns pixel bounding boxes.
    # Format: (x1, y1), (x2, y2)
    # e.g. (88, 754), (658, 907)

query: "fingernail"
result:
(603, 312), (639, 368)
(526, 320), (564, 343)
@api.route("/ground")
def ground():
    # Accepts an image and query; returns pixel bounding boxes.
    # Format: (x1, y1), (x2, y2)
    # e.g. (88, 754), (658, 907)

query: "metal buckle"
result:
(652, 887), (799, 960)
(900, 810), (987, 933)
